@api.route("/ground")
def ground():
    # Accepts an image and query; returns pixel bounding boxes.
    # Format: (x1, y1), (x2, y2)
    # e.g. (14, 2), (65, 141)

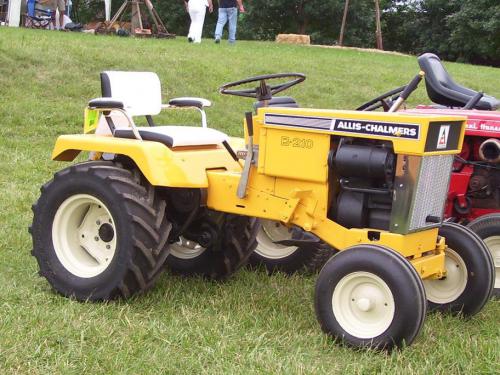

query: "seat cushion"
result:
(114, 126), (229, 147)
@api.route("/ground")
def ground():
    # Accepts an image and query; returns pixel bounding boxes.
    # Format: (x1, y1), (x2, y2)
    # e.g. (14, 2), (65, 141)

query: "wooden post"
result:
(131, 1), (143, 34)
(339, 0), (349, 46)
(374, 0), (383, 50)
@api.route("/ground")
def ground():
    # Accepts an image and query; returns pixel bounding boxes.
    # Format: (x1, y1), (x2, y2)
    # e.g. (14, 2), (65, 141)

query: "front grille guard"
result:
(390, 154), (454, 234)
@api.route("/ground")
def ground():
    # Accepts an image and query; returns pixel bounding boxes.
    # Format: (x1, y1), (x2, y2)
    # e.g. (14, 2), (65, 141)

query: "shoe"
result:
(188, 37), (194, 43)
(214, 38), (220, 44)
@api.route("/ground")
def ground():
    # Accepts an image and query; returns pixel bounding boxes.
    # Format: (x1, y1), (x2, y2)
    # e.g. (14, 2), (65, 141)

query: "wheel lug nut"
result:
(94, 236), (99, 241)
(96, 220), (101, 225)
(106, 245), (110, 249)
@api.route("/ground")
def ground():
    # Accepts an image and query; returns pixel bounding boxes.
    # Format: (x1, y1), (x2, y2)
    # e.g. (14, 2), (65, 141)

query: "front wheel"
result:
(314, 245), (426, 350)
(467, 213), (500, 297)
(31, 161), (171, 301)
(248, 220), (336, 274)
(423, 222), (494, 316)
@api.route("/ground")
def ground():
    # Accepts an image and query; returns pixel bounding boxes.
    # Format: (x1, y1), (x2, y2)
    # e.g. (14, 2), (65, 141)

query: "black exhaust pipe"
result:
(478, 138), (500, 163)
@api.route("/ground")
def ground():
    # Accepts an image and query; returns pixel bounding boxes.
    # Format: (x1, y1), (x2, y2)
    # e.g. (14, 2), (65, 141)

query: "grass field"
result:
(0, 27), (499, 374)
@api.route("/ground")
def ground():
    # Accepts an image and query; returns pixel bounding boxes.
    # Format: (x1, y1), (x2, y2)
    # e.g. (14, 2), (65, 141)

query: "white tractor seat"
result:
(93, 71), (227, 148)
(113, 126), (229, 147)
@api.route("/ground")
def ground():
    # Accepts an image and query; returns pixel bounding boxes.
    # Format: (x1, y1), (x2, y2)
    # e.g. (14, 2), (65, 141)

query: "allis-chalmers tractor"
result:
(31, 69), (494, 350)
(252, 54), (500, 297)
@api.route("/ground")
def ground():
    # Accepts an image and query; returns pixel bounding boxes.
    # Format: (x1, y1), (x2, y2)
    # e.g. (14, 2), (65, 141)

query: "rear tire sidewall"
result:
(33, 168), (135, 299)
(250, 245), (311, 273)
(425, 223), (494, 315)
(166, 246), (212, 275)
(249, 221), (334, 274)
(166, 214), (259, 279)
(315, 246), (426, 350)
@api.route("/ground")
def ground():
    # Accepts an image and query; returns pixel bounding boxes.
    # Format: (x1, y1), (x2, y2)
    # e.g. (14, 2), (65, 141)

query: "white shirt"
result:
(189, 0), (209, 7)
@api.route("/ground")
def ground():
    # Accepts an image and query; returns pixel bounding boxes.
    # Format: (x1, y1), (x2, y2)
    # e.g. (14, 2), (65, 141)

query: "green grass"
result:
(0, 27), (499, 374)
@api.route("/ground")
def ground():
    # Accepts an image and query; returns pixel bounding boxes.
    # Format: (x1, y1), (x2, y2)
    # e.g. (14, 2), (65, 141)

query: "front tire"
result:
(31, 161), (171, 301)
(249, 220), (336, 274)
(423, 222), (494, 316)
(467, 213), (500, 297)
(314, 245), (426, 350)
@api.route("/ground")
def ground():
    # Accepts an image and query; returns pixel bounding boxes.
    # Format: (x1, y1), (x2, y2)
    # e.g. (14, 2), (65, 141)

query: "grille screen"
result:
(409, 155), (454, 231)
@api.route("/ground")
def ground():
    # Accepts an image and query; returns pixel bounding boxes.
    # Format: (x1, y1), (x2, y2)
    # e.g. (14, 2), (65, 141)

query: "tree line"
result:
(71, 0), (500, 66)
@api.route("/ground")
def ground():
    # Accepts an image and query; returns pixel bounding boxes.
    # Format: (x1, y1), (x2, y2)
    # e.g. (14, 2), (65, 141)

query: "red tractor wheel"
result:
(467, 214), (500, 297)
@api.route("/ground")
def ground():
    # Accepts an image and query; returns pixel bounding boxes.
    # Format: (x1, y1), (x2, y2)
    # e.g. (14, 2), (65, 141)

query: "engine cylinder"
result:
(478, 138), (500, 163)
(332, 144), (395, 179)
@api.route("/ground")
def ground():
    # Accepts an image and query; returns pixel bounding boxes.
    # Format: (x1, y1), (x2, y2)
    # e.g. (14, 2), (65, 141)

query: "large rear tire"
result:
(31, 161), (171, 301)
(166, 212), (260, 279)
(467, 213), (500, 297)
(248, 220), (336, 274)
(423, 222), (494, 316)
(314, 245), (426, 350)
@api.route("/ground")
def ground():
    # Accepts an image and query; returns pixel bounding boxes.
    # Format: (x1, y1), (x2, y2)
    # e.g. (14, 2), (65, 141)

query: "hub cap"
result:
(52, 194), (117, 278)
(484, 236), (500, 290)
(169, 237), (206, 259)
(254, 220), (298, 259)
(332, 271), (395, 339)
(424, 248), (468, 304)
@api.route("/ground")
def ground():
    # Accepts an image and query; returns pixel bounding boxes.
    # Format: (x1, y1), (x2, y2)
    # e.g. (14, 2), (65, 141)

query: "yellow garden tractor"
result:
(31, 71), (494, 350)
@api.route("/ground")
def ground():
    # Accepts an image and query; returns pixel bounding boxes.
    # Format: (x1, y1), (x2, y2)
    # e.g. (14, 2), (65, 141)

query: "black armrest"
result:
(88, 98), (124, 110)
(168, 97), (211, 108)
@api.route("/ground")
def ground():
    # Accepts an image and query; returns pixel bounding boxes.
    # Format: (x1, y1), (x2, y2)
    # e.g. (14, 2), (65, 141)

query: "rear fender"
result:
(52, 134), (242, 187)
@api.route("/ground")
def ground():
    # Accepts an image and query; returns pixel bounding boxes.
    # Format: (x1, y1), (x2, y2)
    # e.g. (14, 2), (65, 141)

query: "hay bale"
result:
(276, 34), (311, 45)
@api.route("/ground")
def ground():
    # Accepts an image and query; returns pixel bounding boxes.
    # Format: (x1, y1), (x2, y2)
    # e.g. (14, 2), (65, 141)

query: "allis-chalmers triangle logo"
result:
(437, 125), (450, 149)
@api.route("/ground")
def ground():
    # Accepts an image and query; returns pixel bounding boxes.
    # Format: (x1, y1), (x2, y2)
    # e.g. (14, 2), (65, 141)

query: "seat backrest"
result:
(100, 71), (162, 116)
(418, 53), (499, 110)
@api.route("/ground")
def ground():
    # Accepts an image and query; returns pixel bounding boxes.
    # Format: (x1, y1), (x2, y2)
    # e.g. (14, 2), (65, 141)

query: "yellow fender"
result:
(52, 134), (243, 188)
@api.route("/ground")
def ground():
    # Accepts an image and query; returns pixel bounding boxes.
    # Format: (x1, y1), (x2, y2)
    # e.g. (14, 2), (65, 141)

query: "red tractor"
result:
(406, 54), (500, 296)
(252, 54), (500, 296)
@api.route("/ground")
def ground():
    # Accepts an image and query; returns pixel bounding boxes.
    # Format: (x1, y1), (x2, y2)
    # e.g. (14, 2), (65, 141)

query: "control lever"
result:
(237, 112), (254, 199)
(388, 71), (425, 113)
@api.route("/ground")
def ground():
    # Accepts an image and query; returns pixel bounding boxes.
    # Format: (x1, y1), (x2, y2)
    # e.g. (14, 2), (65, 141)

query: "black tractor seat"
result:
(114, 126), (229, 148)
(418, 53), (499, 111)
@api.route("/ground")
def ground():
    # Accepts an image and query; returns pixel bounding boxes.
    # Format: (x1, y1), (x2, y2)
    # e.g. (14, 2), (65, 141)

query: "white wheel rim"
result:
(52, 194), (117, 278)
(168, 237), (206, 260)
(332, 271), (395, 339)
(254, 220), (298, 259)
(424, 248), (468, 304)
(484, 236), (500, 290)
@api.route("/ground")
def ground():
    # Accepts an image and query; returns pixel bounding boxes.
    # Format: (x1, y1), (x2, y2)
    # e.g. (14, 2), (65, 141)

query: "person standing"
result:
(42, 0), (65, 29)
(214, 0), (245, 44)
(184, 0), (213, 43)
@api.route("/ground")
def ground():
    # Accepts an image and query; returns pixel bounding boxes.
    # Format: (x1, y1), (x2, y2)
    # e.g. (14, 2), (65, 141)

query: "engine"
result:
(329, 140), (396, 231)
(457, 137), (500, 212)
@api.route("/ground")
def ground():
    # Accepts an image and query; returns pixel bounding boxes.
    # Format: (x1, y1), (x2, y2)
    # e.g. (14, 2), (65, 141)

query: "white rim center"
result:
(52, 194), (117, 278)
(484, 236), (500, 290)
(168, 237), (206, 259)
(424, 248), (468, 304)
(332, 271), (395, 339)
(254, 220), (298, 259)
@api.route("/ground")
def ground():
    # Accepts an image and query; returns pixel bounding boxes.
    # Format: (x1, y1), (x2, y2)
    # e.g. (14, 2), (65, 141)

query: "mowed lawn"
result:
(0, 27), (499, 374)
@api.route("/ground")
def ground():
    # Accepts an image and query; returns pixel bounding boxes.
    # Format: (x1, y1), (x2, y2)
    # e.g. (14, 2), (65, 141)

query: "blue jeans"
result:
(214, 7), (238, 43)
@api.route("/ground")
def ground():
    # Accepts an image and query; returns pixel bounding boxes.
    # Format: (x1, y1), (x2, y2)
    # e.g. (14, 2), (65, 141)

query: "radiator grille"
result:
(409, 155), (454, 231)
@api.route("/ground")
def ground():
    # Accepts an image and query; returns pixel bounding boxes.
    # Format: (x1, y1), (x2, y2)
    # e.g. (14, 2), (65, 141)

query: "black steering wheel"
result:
(356, 85), (406, 111)
(219, 73), (306, 102)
